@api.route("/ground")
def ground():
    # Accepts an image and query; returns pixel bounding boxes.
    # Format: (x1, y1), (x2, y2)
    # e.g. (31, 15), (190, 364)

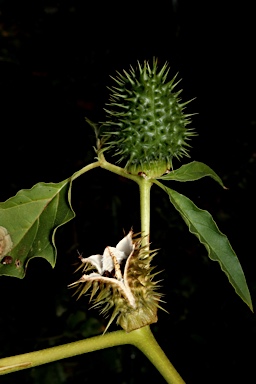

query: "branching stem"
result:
(0, 156), (186, 383)
(0, 327), (185, 383)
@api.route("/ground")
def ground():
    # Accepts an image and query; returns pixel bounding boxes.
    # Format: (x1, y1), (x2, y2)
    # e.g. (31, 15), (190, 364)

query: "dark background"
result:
(1, 1), (256, 383)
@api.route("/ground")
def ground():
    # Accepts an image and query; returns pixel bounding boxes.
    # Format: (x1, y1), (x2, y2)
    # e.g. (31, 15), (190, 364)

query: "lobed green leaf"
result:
(0, 179), (75, 278)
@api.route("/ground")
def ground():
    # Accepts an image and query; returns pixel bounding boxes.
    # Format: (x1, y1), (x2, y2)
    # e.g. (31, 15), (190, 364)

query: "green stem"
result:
(0, 327), (185, 383)
(130, 327), (186, 384)
(139, 178), (152, 249)
(71, 161), (101, 181)
(0, 330), (127, 375)
(71, 156), (185, 383)
(96, 154), (153, 247)
(0, 156), (186, 383)
(98, 154), (142, 184)
(97, 155), (153, 249)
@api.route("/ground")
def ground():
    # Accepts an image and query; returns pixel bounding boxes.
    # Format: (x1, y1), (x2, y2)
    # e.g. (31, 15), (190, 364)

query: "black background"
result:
(1, 1), (256, 383)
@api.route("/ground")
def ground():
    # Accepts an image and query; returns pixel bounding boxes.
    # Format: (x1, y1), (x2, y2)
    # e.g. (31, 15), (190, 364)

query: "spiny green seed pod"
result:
(101, 58), (195, 178)
(69, 231), (163, 333)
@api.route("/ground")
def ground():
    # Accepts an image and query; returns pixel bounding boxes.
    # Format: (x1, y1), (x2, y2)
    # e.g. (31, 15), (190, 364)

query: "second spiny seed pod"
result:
(69, 231), (163, 333)
(101, 58), (195, 178)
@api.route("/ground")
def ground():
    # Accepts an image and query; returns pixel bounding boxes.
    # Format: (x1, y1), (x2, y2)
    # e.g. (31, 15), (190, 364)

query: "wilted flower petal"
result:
(69, 230), (162, 332)
(80, 254), (103, 274)
(115, 231), (134, 256)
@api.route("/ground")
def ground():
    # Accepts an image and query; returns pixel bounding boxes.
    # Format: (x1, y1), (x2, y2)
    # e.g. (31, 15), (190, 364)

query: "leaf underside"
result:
(164, 185), (253, 311)
(0, 179), (75, 278)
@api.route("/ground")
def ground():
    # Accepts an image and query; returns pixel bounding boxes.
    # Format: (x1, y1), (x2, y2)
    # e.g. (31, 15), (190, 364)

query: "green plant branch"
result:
(1, 56), (249, 384)
(0, 327), (185, 383)
(94, 153), (153, 248)
(152, 178), (169, 192)
(0, 157), (185, 383)
(70, 155), (185, 382)
(131, 327), (185, 384)
(0, 330), (127, 375)
(71, 156), (153, 245)
(70, 161), (101, 181)
(98, 153), (142, 183)
(70, 153), (143, 185)
(139, 178), (152, 249)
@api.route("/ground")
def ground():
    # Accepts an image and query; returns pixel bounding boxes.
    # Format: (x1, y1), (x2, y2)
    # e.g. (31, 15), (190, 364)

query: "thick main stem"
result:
(130, 327), (185, 384)
(0, 327), (185, 383)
